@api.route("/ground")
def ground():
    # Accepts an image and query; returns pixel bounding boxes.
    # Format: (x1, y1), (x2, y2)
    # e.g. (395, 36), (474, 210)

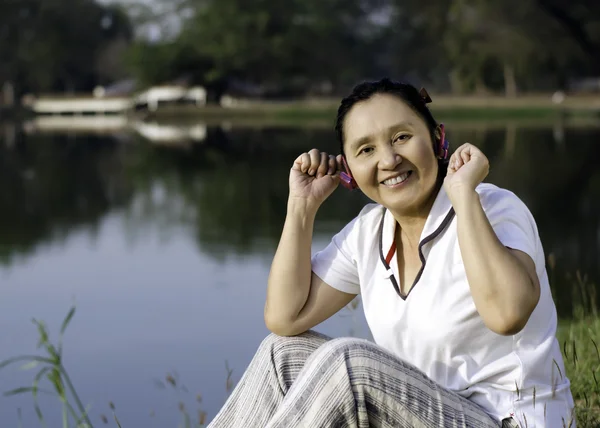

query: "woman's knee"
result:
(307, 336), (375, 364)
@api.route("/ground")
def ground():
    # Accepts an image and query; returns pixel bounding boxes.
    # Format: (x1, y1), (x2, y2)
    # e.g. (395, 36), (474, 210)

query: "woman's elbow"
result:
(264, 313), (302, 337)
(486, 297), (540, 336)
(488, 317), (528, 336)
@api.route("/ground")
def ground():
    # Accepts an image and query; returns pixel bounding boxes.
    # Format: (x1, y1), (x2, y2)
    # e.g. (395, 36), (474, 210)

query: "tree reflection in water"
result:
(0, 120), (598, 317)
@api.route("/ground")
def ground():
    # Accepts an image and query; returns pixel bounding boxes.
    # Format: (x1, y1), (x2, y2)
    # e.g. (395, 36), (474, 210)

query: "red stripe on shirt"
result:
(385, 241), (396, 265)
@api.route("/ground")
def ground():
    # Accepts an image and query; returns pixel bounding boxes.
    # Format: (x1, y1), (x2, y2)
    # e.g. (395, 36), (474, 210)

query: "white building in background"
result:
(22, 82), (207, 115)
(134, 85), (207, 111)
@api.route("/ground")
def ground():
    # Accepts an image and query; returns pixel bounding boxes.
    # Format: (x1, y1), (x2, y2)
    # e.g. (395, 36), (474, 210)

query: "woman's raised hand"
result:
(289, 149), (343, 211)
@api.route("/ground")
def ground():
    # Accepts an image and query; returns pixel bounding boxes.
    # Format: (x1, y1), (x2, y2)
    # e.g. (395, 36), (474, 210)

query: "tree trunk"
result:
(449, 69), (465, 94)
(2, 81), (15, 106)
(503, 63), (517, 98)
(504, 124), (517, 159)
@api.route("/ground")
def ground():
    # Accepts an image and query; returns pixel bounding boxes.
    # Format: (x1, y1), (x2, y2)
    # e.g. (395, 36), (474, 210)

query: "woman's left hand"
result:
(443, 143), (489, 205)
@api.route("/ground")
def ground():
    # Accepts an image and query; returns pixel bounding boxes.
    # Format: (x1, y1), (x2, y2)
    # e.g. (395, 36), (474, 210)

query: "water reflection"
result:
(1, 118), (599, 316)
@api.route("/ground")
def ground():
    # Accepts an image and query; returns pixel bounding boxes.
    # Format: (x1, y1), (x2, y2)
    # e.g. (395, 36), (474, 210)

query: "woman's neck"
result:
(391, 183), (440, 247)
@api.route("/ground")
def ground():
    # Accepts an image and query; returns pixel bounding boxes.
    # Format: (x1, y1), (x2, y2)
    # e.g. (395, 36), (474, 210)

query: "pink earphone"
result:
(339, 123), (449, 191)
(339, 156), (358, 190)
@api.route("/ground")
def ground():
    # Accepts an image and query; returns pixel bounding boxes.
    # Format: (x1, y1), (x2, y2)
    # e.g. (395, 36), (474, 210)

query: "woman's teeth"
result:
(383, 172), (410, 186)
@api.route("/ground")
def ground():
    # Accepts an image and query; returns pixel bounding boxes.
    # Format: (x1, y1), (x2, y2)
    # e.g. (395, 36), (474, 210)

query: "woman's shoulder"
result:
(354, 203), (386, 227)
(475, 183), (530, 212)
(336, 203), (385, 240)
(476, 182), (518, 199)
(475, 183), (537, 231)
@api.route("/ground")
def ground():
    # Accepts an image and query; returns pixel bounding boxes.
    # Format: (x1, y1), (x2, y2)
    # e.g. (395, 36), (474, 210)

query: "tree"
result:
(125, 0), (386, 98)
(0, 0), (133, 96)
(537, 0), (600, 74)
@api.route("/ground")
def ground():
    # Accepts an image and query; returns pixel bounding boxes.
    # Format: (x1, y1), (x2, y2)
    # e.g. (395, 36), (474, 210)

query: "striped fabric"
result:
(207, 331), (508, 428)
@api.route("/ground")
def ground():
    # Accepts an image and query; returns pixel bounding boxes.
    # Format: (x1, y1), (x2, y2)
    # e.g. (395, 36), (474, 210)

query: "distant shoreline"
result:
(3, 94), (600, 128)
(142, 94), (600, 122)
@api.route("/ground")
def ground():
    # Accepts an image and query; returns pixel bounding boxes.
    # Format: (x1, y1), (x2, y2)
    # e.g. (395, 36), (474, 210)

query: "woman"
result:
(207, 79), (575, 428)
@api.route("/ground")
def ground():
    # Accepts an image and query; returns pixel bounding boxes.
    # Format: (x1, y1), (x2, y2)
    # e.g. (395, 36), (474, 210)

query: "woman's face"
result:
(343, 93), (440, 215)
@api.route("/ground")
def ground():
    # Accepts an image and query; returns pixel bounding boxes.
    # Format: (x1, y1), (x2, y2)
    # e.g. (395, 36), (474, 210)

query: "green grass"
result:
(557, 316), (600, 427)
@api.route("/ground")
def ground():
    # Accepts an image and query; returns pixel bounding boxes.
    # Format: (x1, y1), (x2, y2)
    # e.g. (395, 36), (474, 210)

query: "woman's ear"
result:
(434, 127), (442, 143)
(435, 124), (449, 160)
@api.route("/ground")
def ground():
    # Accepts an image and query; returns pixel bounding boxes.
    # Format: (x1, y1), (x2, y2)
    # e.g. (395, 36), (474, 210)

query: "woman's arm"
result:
(444, 144), (540, 336)
(454, 189), (540, 335)
(264, 199), (355, 336)
(264, 149), (357, 336)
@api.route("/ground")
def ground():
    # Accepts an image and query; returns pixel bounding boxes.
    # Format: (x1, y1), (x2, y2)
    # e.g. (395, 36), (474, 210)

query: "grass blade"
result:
(58, 306), (76, 355)
(62, 401), (68, 428)
(20, 360), (41, 371)
(113, 411), (123, 428)
(60, 306), (75, 336)
(60, 365), (94, 427)
(0, 356), (54, 371)
(5, 387), (38, 396)
(553, 359), (564, 381)
(33, 319), (49, 349)
(591, 338), (599, 361)
(32, 367), (52, 427)
(74, 404), (93, 427)
(34, 402), (47, 428)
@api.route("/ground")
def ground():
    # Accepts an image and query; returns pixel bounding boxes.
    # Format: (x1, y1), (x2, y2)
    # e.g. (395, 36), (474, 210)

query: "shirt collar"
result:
(380, 185), (455, 257)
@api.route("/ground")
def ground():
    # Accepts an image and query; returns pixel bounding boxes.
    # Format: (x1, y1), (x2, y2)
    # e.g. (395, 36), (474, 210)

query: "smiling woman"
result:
(207, 78), (575, 428)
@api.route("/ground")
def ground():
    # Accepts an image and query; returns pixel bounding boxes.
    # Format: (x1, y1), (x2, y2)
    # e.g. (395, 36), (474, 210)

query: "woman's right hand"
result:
(289, 149), (343, 210)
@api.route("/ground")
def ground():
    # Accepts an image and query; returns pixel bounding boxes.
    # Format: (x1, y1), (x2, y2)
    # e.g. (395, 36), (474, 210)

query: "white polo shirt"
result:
(312, 183), (575, 427)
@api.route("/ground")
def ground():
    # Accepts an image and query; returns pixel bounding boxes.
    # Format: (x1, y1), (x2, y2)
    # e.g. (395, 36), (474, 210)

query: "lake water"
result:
(0, 117), (599, 427)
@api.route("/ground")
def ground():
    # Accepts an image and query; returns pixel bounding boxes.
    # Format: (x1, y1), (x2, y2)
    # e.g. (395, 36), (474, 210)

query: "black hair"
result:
(335, 78), (449, 178)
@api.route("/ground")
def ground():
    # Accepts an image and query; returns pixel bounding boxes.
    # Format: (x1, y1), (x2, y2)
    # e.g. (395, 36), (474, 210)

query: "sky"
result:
(97, 0), (184, 41)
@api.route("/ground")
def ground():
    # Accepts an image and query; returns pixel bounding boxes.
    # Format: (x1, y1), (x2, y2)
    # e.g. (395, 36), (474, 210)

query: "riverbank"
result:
(5, 93), (600, 124)
(142, 93), (600, 123)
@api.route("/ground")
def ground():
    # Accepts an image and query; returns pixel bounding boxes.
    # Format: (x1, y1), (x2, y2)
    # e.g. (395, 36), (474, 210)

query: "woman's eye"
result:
(393, 134), (410, 143)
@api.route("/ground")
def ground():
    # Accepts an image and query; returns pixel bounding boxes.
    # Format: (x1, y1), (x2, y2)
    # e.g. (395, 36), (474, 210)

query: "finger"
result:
(460, 145), (472, 164)
(317, 152), (328, 178)
(301, 153), (312, 173)
(336, 154), (344, 172)
(448, 152), (460, 170)
(308, 149), (320, 175)
(454, 148), (465, 168)
(460, 151), (470, 165)
(292, 153), (310, 173)
(328, 155), (337, 174)
(448, 158), (457, 173)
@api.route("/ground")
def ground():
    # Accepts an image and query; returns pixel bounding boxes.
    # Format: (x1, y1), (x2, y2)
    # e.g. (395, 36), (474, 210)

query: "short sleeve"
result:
(311, 214), (364, 295)
(479, 186), (539, 264)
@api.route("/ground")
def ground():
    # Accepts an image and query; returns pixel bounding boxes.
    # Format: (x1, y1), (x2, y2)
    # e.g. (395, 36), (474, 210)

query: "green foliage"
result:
(0, 0), (133, 95)
(1, 0), (599, 97)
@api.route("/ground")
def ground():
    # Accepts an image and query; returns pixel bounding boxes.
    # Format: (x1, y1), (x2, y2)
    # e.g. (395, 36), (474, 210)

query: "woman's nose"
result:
(379, 145), (402, 169)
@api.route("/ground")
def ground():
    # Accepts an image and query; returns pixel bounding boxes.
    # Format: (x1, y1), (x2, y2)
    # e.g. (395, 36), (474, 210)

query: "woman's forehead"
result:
(344, 94), (424, 143)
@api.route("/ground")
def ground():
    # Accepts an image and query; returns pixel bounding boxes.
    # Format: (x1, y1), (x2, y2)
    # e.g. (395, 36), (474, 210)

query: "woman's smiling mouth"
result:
(382, 171), (413, 187)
